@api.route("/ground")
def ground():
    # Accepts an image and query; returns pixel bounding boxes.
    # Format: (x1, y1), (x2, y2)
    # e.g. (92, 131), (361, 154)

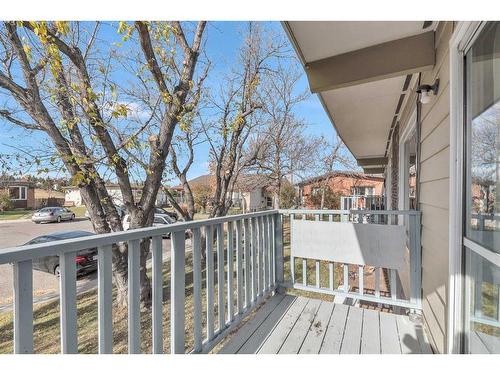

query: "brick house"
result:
(297, 171), (384, 209)
(0, 180), (36, 209)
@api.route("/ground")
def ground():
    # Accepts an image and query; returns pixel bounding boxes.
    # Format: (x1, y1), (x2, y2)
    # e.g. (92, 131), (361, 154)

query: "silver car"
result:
(32, 207), (76, 224)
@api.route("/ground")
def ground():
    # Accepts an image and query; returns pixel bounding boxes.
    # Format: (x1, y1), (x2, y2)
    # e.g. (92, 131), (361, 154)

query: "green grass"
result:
(0, 209), (32, 220)
(70, 206), (87, 218)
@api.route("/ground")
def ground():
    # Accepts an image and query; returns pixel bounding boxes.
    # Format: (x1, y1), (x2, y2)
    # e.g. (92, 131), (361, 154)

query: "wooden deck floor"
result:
(218, 294), (433, 354)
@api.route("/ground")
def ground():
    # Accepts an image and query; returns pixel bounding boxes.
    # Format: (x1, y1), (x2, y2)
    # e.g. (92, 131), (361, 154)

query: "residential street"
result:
(0, 219), (173, 311)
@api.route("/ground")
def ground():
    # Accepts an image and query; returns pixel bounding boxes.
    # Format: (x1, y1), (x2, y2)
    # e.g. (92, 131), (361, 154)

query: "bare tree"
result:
(250, 62), (322, 208)
(201, 22), (286, 217)
(0, 21), (206, 307)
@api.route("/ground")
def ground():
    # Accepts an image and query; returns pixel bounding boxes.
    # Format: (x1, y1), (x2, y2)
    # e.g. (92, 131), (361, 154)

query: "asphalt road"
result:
(0, 219), (173, 311)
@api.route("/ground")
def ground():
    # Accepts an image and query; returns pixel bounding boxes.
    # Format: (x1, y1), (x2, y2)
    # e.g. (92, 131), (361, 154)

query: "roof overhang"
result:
(283, 21), (436, 169)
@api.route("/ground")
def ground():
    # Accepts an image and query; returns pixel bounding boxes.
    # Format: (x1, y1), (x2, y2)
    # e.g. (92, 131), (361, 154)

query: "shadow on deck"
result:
(217, 293), (433, 354)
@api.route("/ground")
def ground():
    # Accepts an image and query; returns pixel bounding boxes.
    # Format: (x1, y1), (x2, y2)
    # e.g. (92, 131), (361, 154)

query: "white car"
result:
(122, 213), (175, 238)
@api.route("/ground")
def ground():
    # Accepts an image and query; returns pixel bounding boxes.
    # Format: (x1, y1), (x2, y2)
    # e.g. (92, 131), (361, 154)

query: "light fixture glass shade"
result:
(420, 90), (431, 104)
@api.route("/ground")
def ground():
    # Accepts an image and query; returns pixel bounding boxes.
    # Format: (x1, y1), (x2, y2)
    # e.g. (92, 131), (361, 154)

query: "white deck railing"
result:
(280, 209), (422, 311)
(0, 208), (422, 354)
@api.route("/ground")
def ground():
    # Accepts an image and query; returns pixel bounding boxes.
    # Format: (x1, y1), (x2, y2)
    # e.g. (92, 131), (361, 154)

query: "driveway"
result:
(0, 219), (173, 311)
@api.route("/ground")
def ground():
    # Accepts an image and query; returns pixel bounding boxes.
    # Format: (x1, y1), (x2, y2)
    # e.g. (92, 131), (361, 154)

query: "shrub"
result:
(0, 191), (12, 212)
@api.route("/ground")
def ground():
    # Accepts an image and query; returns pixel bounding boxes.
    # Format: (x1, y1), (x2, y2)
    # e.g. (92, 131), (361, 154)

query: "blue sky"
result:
(0, 21), (337, 183)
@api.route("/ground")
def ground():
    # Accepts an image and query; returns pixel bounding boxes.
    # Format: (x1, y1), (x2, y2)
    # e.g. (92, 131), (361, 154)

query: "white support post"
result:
(329, 263), (334, 291)
(235, 220), (243, 314)
(171, 231), (186, 354)
(343, 264), (349, 293)
(151, 236), (163, 354)
(251, 217), (257, 303)
(315, 260), (320, 288)
(216, 224), (225, 330)
(290, 214), (295, 284)
(13, 260), (33, 354)
(358, 265), (364, 296)
(205, 225), (215, 341)
(60, 251), (78, 354)
(227, 221), (234, 321)
(127, 239), (141, 354)
(98, 245), (113, 354)
(192, 228), (202, 353)
(303, 259), (307, 286)
(244, 219), (251, 309)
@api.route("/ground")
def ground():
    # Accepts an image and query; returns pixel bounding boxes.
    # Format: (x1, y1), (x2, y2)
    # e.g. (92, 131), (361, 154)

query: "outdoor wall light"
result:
(416, 79), (440, 104)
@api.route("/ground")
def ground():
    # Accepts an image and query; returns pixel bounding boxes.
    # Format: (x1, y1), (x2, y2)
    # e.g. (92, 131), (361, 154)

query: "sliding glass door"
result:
(464, 22), (500, 354)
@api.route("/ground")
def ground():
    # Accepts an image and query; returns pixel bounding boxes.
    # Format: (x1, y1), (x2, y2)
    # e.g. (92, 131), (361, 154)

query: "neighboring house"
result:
(0, 180), (35, 209)
(297, 171), (384, 209)
(33, 188), (65, 209)
(63, 183), (167, 207)
(173, 174), (274, 212)
(285, 21), (500, 353)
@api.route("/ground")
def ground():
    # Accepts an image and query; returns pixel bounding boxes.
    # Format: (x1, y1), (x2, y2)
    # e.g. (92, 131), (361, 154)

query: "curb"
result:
(0, 218), (31, 224)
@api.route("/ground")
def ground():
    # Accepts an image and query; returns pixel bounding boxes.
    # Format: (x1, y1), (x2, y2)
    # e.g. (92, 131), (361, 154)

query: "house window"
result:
(266, 196), (273, 207)
(9, 186), (27, 200)
(463, 22), (500, 354)
(311, 187), (321, 196)
(351, 186), (374, 196)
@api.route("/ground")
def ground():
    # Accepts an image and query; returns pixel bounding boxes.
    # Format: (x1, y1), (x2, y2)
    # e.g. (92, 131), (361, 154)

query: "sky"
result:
(0, 21), (337, 183)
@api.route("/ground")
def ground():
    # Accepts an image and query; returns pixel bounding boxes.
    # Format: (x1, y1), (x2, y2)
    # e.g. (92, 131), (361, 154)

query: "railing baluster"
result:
(267, 214), (273, 289)
(290, 214), (295, 284)
(274, 213), (284, 286)
(171, 231), (186, 354)
(251, 217), (257, 303)
(315, 213), (320, 221)
(227, 221), (234, 322)
(235, 220), (243, 314)
(329, 263), (334, 291)
(258, 216), (263, 297)
(217, 224), (225, 330)
(343, 264), (349, 293)
(151, 236), (163, 354)
(244, 219), (251, 308)
(303, 259), (307, 286)
(60, 251), (78, 354)
(375, 267), (381, 299)
(192, 228), (202, 353)
(98, 245), (113, 354)
(205, 225), (215, 341)
(127, 239), (141, 354)
(13, 260), (33, 354)
(390, 268), (397, 301)
(315, 260), (320, 288)
(358, 265), (364, 296)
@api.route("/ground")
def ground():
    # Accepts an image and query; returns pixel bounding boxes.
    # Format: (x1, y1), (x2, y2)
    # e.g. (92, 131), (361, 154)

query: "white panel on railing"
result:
(265, 215), (271, 289)
(205, 225), (215, 340)
(290, 214), (295, 284)
(192, 227), (202, 353)
(291, 220), (406, 270)
(60, 251), (78, 354)
(128, 239), (141, 354)
(257, 217), (263, 297)
(303, 259), (307, 286)
(227, 221), (234, 321)
(216, 224), (225, 330)
(13, 260), (33, 354)
(244, 219), (251, 308)
(235, 220), (243, 314)
(171, 231), (186, 354)
(98, 245), (113, 354)
(151, 236), (163, 354)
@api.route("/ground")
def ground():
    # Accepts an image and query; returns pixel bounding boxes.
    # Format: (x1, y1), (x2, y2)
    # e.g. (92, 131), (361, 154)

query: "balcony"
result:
(0, 209), (431, 354)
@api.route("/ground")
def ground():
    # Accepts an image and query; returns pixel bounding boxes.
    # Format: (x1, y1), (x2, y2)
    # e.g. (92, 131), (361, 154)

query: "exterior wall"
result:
(1, 184), (35, 209)
(391, 22), (454, 353)
(64, 189), (83, 206)
(300, 175), (384, 209)
(390, 124), (400, 209)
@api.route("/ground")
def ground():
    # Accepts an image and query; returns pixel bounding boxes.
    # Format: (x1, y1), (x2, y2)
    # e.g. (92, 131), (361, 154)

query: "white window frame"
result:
(398, 109), (417, 212)
(9, 186), (27, 201)
(448, 21), (485, 354)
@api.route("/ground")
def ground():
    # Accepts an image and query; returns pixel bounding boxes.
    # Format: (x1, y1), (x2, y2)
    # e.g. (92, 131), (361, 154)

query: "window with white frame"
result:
(8, 186), (27, 200)
(351, 186), (374, 196)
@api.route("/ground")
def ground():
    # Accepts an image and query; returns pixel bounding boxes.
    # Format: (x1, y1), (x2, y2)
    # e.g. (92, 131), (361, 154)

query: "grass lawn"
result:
(70, 206), (87, 218)
(0, 210), (32, 221)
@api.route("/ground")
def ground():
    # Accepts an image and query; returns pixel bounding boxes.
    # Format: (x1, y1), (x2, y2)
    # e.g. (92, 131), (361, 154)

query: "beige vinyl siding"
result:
(417, 21), (454, 353)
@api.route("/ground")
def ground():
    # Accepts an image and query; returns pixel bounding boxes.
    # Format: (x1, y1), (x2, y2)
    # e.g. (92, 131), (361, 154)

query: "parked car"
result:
(85, 205), (126, 220)
(23, 231), (97, 276)
(122, 213), (175, 238)
(32, 207), (75, 224)
(155, 207), (178, 221)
